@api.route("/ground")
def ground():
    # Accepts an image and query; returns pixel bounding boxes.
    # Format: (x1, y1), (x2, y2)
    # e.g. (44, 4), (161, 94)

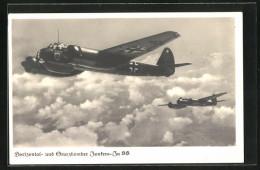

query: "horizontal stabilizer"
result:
(217, 100), (225, 102)
(175, 63), (192, 67)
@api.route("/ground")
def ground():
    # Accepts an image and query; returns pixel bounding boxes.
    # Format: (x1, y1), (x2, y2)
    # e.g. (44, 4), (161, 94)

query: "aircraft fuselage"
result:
(160, 92), (227, 109)
(22, 43), (176, 77)
(21, 31), (191, 77)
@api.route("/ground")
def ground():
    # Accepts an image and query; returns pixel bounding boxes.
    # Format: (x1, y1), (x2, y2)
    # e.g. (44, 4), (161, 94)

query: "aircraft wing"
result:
(101, 31), (180, 62)
(198, 92), (227, 102)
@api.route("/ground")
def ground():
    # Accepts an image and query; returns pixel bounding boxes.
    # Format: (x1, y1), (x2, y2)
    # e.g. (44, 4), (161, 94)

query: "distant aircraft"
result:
(21, 31), (191, 77)
(158, 92), (227, 109)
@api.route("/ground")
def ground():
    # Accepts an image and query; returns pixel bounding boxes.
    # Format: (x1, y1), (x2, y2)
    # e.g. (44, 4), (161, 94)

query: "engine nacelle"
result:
(211, 98), (217, 102)
(168, 102), (173, 107)
(67, 45), (99, 58)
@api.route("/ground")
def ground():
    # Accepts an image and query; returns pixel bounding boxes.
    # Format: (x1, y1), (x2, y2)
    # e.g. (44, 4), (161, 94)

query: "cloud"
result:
(14, 122), (101, 147)
(13, 73), (70, 96)
(136, 54), (160, 65)
(169, 117), (193, 130)
(121, 114), (135, 126)
(14, 124), (43, 146)
(80, 95), (113, 112)
(192, 107), (215, 123)
(109, 104), (194, 146)
(37, 96), (113, 130)
(206, 53), (223, 67)
(212, 106), (236, 127)
(167, 87), (186, 97)
(100, 122), (130, 146)
(12, 70), (236, 147)
(12, 50), (235, 148)
(162, 131), (174, 145)
(173, 74), (220, 85)
(128, 86), (145, 104)
(13, 96), (39, 115)
(191, 106), (235, 127)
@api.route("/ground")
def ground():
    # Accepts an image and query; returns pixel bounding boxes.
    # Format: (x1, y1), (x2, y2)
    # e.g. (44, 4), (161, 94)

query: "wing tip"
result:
(164, 31), (180, 37)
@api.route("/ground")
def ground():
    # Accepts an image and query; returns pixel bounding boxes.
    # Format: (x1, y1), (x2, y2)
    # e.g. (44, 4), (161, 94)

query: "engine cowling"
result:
(168, 102), (173, 107)
(66, 45), (81, 60)
(211, 98), (217, 102)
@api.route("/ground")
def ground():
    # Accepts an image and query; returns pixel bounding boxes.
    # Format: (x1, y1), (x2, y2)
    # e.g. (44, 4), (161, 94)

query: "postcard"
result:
(8, 12), (243, 164)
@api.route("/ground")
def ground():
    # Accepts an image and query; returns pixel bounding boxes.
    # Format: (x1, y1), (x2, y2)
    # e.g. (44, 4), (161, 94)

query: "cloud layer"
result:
(12, 70), (236, 147)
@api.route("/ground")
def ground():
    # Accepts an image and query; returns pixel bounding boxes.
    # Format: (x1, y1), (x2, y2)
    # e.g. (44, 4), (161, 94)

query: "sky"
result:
(11, 17), (236, 147)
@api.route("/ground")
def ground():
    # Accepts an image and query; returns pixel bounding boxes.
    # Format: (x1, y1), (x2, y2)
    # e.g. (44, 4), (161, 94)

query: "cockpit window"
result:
(53, 44), (58, 49)
(48, 43), (57, 48)
(48, 43), (68, 50)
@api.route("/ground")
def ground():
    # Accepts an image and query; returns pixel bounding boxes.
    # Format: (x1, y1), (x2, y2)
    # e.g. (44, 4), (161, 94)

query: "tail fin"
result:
(157, 48), (191, 77)
(157, 48), (175, 66)
(156, 48), (175, 77)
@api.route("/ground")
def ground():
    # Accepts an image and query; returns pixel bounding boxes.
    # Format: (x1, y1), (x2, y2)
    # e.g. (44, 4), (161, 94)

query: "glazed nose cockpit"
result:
(35, 43), (69, 63)
(33, 49), (43, 64)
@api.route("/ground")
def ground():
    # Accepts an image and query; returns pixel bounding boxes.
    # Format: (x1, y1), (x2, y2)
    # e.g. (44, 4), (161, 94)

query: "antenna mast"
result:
(58, 29), (59, 43)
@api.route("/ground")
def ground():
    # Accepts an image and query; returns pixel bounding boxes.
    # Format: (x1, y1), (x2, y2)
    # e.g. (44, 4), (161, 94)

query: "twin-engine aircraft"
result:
(21, 31), (191, 77)
(158, 92), (227, 109)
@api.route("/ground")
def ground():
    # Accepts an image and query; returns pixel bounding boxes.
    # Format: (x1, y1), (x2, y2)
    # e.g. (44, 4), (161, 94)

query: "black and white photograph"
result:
(8, 13), (243, 164)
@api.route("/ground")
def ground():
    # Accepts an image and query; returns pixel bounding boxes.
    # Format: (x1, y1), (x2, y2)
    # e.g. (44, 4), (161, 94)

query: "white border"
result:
(8, 12), (243, 164)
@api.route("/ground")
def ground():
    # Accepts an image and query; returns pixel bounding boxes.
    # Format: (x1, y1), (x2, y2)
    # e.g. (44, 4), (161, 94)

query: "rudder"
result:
(157, 48), (175, 77)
